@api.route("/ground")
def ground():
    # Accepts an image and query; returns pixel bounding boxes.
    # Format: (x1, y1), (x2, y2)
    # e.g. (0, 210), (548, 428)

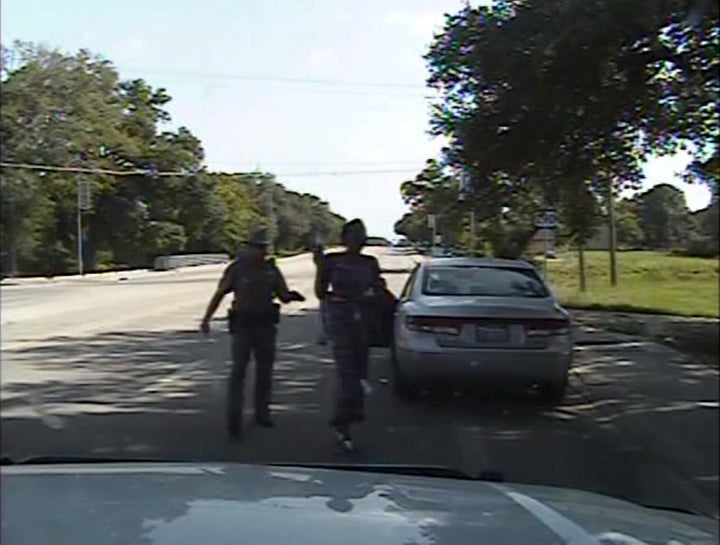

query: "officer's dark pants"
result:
(227, 325), (276, 430)
(328, 302), (369, 428)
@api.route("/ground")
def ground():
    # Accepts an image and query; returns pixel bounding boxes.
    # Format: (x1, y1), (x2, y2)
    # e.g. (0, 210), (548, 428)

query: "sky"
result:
(1, 0), (712, 238)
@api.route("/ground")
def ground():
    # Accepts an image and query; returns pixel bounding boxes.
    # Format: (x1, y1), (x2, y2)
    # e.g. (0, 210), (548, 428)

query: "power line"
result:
(212, 159), (426, 167)
(0, 162), (187, 177)
(0, 161), (419, 178)
(150, 80), (432, 99)
(271, 168), (418, 177)
(122, 67), (427, 90)
(118, 68), (434, 98)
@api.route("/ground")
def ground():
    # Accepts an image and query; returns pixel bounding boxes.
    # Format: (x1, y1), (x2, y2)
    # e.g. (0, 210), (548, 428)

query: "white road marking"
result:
(489, 483), (602, 545)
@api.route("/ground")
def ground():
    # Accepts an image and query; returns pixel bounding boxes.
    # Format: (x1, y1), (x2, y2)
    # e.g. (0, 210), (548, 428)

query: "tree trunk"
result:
(578, 238), (587, 293)
(9, 244), (18, 277)
(7, 196), (18, 277)
(607, 183), (618, 286)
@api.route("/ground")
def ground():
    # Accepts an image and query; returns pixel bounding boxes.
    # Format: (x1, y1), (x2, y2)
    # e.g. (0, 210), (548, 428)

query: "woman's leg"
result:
(330, 327), (364, 429)
(317, 298), (328, 345)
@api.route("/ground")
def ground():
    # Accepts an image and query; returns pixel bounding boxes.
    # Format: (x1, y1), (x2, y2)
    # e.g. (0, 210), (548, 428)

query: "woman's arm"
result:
(370, 256), (383, 289)
(312, 243), (324, 266)
(315, 255), (331, 300)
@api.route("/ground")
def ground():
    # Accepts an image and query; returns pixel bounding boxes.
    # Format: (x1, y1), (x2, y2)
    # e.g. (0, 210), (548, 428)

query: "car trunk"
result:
(407, 296), (570, 349)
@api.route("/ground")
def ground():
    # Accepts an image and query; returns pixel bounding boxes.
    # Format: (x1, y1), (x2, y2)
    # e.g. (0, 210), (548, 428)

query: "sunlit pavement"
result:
(1, 249), (717, 518)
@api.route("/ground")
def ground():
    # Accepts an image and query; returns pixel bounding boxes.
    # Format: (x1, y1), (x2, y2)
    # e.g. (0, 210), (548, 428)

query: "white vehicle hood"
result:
(1, 462), (717, 545)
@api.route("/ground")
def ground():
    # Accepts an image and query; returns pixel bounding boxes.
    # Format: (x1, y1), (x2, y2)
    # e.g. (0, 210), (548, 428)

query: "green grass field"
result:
(545, 251), (719, 318)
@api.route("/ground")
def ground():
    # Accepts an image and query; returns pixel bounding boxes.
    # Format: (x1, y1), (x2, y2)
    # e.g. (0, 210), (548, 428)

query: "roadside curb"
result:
(570, 309), (719, 368)
(0, 250), (323, 287)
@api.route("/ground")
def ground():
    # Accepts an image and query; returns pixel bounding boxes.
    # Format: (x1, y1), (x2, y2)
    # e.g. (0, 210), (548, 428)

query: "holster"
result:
(228, 304), (280, 333)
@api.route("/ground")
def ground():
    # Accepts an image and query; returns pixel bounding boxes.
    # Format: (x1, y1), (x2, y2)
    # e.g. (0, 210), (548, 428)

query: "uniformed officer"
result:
(315, 219), (382, 452)
(200, 227), (305, 440)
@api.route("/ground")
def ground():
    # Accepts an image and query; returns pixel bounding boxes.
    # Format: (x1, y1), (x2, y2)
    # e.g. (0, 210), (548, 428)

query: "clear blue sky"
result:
(1, 0), (711, 237)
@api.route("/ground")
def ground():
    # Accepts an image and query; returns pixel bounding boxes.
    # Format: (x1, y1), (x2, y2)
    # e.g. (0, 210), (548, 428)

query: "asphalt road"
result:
(1, 249), (718, 519)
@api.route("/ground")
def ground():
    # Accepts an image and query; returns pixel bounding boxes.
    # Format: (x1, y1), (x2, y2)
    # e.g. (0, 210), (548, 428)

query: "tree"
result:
(424, 0), (718, 240)
(558, 182), (602, 291)
(399, 160), (470, 248)
(685, 202), (719, 256)
(396, 158), (550, 257)
(0, 42), (137, 273)
(684, 153), (719, 254)
(394, 211), (432, 244)
(614, 198), (645, 248)
(0, 42), (346, 275)
(635, 183), (691, 248)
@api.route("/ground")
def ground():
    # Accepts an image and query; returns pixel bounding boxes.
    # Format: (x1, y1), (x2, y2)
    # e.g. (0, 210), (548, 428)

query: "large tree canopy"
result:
(395, 0), (718, 259)
(427, 0), (718, 191)
(0, 42), (345, 276)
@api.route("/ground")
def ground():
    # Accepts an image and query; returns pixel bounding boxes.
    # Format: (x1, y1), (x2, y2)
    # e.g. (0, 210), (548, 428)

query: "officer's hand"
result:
(289, 290), (306, 302)
(200, 318), (211, 337)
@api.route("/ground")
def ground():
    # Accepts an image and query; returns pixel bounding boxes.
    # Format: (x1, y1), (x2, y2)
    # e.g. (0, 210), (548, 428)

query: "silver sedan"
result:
(391, 257), (573, 403)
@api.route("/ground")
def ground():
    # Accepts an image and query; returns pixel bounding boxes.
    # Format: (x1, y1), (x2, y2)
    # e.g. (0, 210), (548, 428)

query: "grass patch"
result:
(545, 251), (719, 318)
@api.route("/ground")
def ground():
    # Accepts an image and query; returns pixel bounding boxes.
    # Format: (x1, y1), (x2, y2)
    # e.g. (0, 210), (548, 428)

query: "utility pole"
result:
(77, 178), (91, 276)
(607, 178), (618, 287)
(470, 208), (476, 256)
(458, 168), (475, 256)
(8, 191), (18, 277)
(578, 238), (587, 292)
(428, 214), (437, 255)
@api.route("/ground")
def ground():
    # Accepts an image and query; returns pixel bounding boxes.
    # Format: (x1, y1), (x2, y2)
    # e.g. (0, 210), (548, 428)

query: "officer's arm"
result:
(370, 256), (384, 290)
(202, 262), (234, 323)
(274, 267), (294, 304)
(315, 255), (331, 300)
(312, 244), (324, 266)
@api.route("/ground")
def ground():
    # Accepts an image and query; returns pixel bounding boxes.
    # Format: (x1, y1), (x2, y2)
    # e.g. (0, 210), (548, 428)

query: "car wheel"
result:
(538, 376), (568, 405)
(391, 345), (418, 400)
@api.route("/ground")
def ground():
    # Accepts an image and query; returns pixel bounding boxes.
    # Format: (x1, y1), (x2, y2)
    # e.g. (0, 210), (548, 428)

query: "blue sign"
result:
(535, 210), (557, 229)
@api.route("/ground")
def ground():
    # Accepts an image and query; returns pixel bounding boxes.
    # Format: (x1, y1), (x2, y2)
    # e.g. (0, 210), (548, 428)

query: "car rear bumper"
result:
(395, 346), (572, 383)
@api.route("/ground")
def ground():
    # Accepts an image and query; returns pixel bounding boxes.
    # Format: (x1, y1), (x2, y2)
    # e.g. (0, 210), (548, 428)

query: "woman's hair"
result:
(341, 218), (366, 245)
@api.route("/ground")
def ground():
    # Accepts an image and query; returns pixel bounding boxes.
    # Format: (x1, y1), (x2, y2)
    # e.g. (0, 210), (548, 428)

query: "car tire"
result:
(538, 375), (568, 405)
(391, 345), (418, 400)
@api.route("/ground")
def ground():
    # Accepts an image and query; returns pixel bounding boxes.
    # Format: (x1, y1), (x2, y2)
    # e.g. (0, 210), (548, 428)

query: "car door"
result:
(393, 264), (420, 342)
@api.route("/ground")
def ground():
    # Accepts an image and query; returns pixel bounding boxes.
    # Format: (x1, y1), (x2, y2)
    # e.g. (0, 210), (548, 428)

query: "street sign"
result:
(427, 214), (436, 229)
(535, 210), (557, 229)
(78, 180), (91, 210)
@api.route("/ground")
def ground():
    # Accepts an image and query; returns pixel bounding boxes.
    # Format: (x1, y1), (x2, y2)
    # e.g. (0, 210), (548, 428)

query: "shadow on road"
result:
(1, 312), (717, 517)
(1, 319), (334, 463)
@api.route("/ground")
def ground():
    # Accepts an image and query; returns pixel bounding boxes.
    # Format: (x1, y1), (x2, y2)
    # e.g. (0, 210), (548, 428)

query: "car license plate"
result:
(476, 326), (509, 343)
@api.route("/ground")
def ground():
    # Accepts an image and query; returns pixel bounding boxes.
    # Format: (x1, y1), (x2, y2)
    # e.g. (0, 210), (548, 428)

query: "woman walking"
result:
(315, 219), (382, 452)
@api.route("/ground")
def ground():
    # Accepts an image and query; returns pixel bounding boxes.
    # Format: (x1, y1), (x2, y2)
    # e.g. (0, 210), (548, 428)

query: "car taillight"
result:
(526, 320), (571, 337)
(406, 316), (461, 336)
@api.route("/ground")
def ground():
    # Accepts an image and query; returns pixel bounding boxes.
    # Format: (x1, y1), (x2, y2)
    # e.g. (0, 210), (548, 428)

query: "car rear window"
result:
(421, 266), (549, 298)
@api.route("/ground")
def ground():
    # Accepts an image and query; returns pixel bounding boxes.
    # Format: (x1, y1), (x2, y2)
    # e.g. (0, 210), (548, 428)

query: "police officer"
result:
(200, 227), (305, 440)
(315, 219), (382, 452)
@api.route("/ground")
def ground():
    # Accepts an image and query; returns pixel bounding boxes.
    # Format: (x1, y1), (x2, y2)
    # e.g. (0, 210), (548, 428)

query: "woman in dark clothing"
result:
(315, 219), (382, 451)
